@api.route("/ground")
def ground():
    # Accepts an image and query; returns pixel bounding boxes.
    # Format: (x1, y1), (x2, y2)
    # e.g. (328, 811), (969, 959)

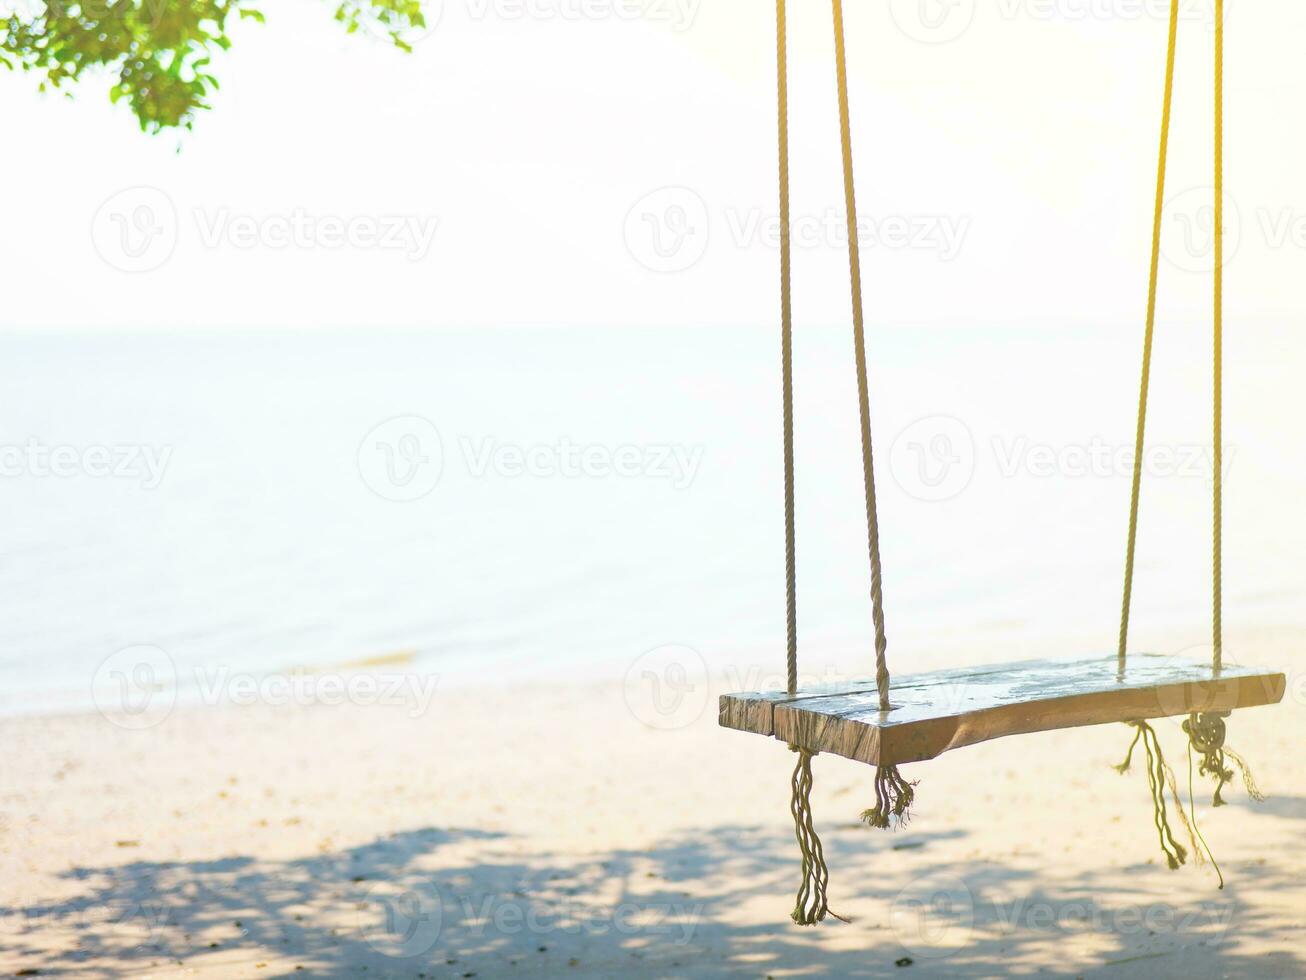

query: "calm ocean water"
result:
(1, 325), (1301, 717)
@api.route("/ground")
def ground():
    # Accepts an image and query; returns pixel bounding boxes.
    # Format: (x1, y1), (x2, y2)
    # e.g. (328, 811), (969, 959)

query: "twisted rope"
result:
(788, 747), (846, 925)
(831, 0), (889, 713)
(829, 0), (918, 831)
(1212, 0), (1224, 673)
(1118, 0), (1180, 670)
(776, 0), (798, 699)
(1116, 721), (1187, 870)
(773, 0), (841, 927)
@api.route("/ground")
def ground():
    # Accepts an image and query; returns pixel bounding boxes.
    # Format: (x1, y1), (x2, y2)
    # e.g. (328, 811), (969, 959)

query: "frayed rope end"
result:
(1121, 721), (1188, 872)
(788, 745), (847, 926)
(860, 764), (917, 830)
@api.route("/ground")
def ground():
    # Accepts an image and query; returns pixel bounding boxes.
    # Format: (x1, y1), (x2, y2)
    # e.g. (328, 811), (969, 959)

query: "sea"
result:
(2, 323), (1300, 718)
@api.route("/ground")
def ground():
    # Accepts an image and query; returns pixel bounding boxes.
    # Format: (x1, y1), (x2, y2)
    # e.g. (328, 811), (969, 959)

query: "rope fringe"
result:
(1117, 727), (1203, 866)
(1226, 746), (1265, 802)
(1164, 755), (1205, 868)
(1118, 717), (1268, 887)
(861, 765), (917, 830)
(788, 746), (846, 926)
(1117, 721), (1187, 870)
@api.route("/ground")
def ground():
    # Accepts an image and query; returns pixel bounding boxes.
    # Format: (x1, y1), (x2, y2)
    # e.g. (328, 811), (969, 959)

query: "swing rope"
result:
(777, 0), (798, 702)
(774, 0), (836, 925)
(831, 0), (891, 718)
(1212, 0), (1224, 675)
(778, 0), (915, 925)
(1115, 0), (1258, 880)
(830, 0), (917, 832)
(1117, 0), (1179, 673)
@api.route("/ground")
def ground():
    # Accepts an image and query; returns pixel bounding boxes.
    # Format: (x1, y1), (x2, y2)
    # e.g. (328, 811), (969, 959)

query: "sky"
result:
(1, 0), (1304, 331)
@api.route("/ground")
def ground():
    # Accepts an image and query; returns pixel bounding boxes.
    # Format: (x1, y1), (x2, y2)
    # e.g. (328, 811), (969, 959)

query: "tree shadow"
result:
(3, 820), (1303, 978)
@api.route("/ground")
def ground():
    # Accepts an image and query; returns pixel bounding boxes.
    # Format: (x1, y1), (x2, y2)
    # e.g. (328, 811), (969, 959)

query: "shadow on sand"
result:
(4, 819), (1303, 978)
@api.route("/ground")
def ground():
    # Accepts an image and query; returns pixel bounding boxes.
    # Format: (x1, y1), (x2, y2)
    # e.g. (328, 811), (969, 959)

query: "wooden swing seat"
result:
(720, 654), (1285, 768)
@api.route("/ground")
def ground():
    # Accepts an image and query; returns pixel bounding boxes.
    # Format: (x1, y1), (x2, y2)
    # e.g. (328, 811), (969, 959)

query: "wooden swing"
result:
(722, 0), (1286, 924)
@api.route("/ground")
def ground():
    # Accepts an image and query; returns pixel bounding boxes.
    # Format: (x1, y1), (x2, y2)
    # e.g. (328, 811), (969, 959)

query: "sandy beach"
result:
(3, 626), (1303, 978)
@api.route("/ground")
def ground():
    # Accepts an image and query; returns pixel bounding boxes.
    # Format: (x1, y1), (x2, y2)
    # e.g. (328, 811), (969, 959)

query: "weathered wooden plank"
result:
(719, 655), (1286, 767)
(717, 663), (1013, 735)
(718, 679), (882, 736)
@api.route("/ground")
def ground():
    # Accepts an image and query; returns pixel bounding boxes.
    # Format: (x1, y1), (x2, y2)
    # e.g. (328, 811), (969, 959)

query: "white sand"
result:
(3, 628), (1304, 978)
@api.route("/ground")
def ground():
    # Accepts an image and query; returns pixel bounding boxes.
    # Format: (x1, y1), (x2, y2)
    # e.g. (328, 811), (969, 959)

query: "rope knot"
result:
(1182, 712), (1227, 756)
(1184, 712), (1233, 805)
(1184, 711), (1261, 808)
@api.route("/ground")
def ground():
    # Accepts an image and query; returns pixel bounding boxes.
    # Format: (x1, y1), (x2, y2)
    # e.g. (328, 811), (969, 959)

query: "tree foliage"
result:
(0, 0), (425, 132)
